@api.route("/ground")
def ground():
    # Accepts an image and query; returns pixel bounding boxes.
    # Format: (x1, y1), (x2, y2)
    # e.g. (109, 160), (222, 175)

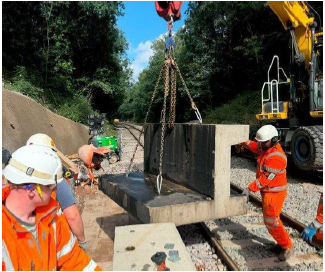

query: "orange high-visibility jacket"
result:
(316, 193), (323, 224)
(244, 141), (287, 193)
(2, 186), (101, 271)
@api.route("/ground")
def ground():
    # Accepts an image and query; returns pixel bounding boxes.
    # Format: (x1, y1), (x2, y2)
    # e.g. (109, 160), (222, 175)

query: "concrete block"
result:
(100, 124), (249, 225)
(113, 223), (195, 271)
(2, 88), (88, 154)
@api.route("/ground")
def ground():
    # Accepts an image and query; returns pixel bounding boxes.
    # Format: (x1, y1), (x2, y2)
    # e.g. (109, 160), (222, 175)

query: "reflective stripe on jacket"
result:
(2, 186), (101, 271)
(245, 141), (287, 193)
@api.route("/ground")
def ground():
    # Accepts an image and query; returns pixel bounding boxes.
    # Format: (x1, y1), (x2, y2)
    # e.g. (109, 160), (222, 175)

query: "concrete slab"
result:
(2, 88), (88, 154)
(113, 223), (196, 271)
(100, 124), (249, 225)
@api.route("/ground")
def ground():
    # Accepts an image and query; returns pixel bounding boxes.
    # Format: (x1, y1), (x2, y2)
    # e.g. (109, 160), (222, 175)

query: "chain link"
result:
(168, 62), (177, 128)
(157, 60), (171, 194)
(174, 62), (202, 123)
(126, 56), (201, 194)
(126, 65), (165, 177)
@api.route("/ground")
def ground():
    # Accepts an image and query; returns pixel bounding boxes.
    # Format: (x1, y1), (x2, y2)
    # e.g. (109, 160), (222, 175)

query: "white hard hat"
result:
(255, 125), (278, 142)
(3, 145), (63, 185)
(26, 133), (57, 151)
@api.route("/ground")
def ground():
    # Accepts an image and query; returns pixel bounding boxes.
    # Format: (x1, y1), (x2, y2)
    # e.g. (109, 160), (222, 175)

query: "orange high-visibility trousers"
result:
(261, 190), (293, 249)
(315, 193), (323, 242)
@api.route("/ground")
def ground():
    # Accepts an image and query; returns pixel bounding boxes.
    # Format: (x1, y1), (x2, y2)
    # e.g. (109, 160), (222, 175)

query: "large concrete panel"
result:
(2, 88), (89, 154)
(144, 124), (215, 197)
(100, 123), (249, 225)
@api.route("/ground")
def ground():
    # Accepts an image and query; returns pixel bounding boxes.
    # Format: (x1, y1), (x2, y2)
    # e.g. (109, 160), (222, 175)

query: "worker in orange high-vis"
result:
(2, 145), (101, 271)
(301, 193), (323, 250)
(241, 124), (293, 261)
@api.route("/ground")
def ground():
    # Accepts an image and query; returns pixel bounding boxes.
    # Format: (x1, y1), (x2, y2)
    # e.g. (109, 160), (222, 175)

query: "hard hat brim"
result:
(255, 137), (270, 142)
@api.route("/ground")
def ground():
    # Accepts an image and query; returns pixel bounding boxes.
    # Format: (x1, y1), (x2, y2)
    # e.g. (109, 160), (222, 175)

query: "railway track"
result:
(115, 122), (323, 271)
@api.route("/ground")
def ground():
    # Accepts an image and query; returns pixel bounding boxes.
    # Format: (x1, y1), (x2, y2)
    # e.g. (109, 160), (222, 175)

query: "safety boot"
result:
(269, 244), (283, 254)
(278, 247), (294, 261)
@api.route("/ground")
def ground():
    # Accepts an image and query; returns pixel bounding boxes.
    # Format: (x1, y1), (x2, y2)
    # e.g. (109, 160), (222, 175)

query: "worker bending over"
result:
(26, 133), (88, 251)
(2, 145), (101, 271)
(241, 124), (293, 261)
(301, 193), (323, 249)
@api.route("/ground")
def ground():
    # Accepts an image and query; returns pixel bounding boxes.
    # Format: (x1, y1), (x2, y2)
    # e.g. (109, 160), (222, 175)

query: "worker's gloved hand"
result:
(78, 239), (88, 251)
(241, 188), (250, 203)
(301, 220), (322, 243)
(240, 141), (250, 147)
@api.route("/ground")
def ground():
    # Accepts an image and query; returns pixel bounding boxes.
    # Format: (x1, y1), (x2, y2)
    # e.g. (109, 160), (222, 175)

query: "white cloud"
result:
(130, 40), (154, 81)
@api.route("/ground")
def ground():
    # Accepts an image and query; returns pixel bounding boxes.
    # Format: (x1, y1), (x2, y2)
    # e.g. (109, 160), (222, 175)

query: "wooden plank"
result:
(57, 150), (78, 172)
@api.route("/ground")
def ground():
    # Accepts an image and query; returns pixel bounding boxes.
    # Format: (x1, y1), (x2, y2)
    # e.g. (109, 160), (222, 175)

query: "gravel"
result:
(178, 224), (227, 271)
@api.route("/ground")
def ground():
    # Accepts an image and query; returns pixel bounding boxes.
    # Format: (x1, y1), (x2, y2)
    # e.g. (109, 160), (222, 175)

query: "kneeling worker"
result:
(241, 124), (293, 261)
(2, 145), (101, 271)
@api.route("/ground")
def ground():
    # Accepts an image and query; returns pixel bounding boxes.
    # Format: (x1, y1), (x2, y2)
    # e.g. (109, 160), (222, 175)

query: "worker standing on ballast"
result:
(241, 124), (293, 261)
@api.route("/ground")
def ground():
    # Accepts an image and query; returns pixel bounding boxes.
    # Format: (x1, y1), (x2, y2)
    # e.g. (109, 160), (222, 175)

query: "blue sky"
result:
(118, 1), (189, 81)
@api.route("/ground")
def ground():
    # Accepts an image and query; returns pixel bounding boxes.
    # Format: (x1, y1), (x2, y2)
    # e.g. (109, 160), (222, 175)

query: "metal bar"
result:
(114, 123), (144, 148)
(230, 183), (306, 232)
(200, 223), (240, 271)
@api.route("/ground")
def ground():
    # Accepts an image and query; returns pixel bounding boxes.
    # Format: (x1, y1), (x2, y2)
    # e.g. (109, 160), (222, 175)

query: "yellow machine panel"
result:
(309, 111), (323, 118)
(267, 1), (313, 68)
(256, 102), (289, 120)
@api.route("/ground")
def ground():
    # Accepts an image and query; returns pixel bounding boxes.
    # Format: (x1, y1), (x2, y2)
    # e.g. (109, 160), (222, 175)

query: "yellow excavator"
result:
(256, 1), (323, 171)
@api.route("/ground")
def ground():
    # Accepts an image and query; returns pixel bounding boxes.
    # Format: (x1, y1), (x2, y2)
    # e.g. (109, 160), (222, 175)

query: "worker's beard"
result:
(258, 143), (270, 152)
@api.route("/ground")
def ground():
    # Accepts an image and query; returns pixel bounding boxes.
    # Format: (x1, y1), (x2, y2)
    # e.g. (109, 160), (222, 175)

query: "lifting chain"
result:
(126, 64), (165, 178)
(168, 61), (177, 128)
(174, 62), (202, 123)
(126, 50), (201, 195)
(157, 60), (171, 194)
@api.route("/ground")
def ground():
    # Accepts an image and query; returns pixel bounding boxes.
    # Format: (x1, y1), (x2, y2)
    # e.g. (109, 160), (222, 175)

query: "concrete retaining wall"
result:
(2, 88), (89, 154)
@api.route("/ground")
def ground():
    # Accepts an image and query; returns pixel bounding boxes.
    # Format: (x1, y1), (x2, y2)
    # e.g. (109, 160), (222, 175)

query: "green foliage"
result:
(119, 1), (291, 123)
(203, 90), (262, 126)
(2, 1), (131, 124)
(104, 122), (118, 138)
(10, 66), (44, 101)
(56, 94), (93, 124)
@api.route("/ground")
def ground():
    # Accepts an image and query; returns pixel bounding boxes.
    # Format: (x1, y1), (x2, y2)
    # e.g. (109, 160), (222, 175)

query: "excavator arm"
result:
(267, 1), (321, 70)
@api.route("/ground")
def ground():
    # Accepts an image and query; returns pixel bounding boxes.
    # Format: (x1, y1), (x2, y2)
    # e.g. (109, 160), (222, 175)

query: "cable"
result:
(306, 1), (322, 31)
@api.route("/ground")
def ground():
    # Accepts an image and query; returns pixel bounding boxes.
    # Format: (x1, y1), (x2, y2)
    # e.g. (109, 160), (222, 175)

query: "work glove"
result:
(301, 220), (322, 243)
(78, 239), (88, 251)
(241, 188), (250, 203)
(240, 141), (250, 147)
